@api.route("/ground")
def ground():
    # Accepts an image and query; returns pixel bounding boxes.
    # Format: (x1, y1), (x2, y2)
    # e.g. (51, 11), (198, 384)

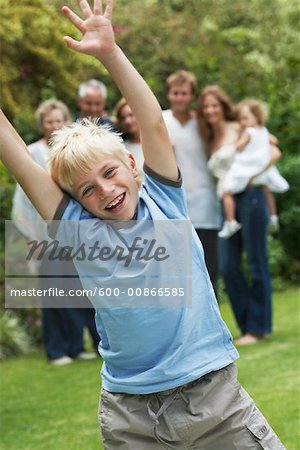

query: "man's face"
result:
(167, 82), (194, 114)
(74, 155), (139, 221)
(77, 88), (106, 119)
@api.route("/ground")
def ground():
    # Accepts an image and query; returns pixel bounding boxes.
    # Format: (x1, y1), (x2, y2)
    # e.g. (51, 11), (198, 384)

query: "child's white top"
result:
(49, 166), (238, 394)
(252, 165), (289, 193)
(224, 126), (271, 194)
(208, 127), (289, 196)
(162, 109), (221, 229)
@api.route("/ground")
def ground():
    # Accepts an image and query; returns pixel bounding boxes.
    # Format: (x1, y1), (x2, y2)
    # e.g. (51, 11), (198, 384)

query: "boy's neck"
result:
(171, 109), (193, 126)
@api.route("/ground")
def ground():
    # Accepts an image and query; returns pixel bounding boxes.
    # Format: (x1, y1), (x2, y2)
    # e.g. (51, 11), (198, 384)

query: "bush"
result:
(0, 163), (15, 221)
(276, 154), (300, 269)
(14, 308), (43, 347)
(0, 164), (15, 283)
(267, 236), (298, 289)
(0, 310), (33, 359)
(13, 111), (40, 145)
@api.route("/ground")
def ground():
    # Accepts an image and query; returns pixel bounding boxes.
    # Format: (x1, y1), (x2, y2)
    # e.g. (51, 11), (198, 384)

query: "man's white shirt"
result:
(162, 109), (220, 229)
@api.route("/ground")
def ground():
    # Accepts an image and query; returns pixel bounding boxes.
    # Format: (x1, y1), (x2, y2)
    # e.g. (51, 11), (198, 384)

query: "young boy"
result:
(0, 1), (285, 448)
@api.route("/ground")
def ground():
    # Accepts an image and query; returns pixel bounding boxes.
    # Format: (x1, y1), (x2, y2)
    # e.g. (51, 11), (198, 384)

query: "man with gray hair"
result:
(77, 79), (113, 127)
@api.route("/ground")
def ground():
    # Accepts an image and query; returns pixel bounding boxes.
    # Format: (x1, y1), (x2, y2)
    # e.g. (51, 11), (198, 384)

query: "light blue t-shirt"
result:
(49, 166), (238, 394)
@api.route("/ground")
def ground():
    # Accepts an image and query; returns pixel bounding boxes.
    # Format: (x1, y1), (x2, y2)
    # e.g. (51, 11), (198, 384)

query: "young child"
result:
(219, 99), (289, 238)
(0, 1), (285, 448)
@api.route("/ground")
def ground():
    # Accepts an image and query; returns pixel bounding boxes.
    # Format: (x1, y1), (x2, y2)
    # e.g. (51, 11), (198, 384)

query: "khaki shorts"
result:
(98, 364), (286, 450)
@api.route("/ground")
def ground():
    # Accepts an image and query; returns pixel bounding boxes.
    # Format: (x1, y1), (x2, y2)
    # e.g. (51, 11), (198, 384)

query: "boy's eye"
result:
(105, 168), (116, 177)
(82, 186), (94, 198)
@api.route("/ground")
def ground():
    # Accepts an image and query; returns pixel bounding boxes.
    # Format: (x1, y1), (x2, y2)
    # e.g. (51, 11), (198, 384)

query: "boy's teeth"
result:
(107, 194), (124, 209)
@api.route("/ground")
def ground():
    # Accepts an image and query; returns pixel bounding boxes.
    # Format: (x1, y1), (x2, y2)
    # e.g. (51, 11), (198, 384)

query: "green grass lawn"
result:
(0, 288), (299, 450)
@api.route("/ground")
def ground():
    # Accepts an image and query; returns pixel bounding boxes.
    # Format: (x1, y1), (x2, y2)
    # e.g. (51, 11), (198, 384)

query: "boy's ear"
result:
(128, 153), (138, 176)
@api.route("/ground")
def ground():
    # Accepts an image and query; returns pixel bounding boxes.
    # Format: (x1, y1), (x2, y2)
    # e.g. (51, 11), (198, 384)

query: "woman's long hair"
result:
(196, 85), (237, 144)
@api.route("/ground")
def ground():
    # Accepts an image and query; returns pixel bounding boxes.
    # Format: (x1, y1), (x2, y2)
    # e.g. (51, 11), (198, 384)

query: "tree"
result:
(110, 0), (299, 153)
(1, 0), (298, 152)
(0, 0), (104, 122)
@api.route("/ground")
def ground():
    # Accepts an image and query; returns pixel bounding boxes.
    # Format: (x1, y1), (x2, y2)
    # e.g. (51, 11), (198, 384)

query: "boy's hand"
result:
(63, 0), (177, 180)
(62, 0), (116, 59)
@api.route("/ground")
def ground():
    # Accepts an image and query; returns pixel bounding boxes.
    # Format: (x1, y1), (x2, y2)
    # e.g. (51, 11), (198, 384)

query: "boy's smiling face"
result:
(74, 155), (139, 220)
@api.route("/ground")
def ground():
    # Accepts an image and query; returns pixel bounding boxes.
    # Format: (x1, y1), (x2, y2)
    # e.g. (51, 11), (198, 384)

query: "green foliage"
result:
(275, 154), (300, 267)
(14, 308), (43, 347)
(0, 164), (15, 282)
(0, 0), (105, 119)
(0, 310), (32, 359)
(13, 111), (40, 145)
(111, 0), (299, 154)
(267, 236), (299, 289)
(1, 0), (298, 154)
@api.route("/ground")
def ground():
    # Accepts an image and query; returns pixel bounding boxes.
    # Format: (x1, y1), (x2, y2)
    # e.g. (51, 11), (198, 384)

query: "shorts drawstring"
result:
(147, 386), (186, 448)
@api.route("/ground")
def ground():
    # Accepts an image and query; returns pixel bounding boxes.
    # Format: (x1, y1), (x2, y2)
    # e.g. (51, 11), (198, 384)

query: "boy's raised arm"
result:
(0, 111), (64, 223)
(62, 0), (178, 181)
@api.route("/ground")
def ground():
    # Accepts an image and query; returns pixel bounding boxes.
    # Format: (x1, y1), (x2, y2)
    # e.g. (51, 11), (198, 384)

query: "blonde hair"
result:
(196, 85), (237, 143)
(166, 70), (197, 95)
(237, 99), (269, 126)
(35, 99), (71, 128)
(49, 119), (142, 193)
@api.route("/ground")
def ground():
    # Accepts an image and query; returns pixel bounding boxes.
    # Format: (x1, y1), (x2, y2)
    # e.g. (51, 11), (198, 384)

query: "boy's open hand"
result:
(62, 0), (115, 59)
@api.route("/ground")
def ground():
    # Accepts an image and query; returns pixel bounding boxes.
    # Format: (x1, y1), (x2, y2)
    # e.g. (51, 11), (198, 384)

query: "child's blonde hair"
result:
(49, 119), (143, 194)
(237, 99), (269, 126)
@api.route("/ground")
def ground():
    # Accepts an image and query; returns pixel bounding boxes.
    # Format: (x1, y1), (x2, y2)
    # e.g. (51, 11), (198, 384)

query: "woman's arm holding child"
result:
(0, 111), (64, 222)
(62, 0), (178, 181)
(260, 145), (282, 174)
